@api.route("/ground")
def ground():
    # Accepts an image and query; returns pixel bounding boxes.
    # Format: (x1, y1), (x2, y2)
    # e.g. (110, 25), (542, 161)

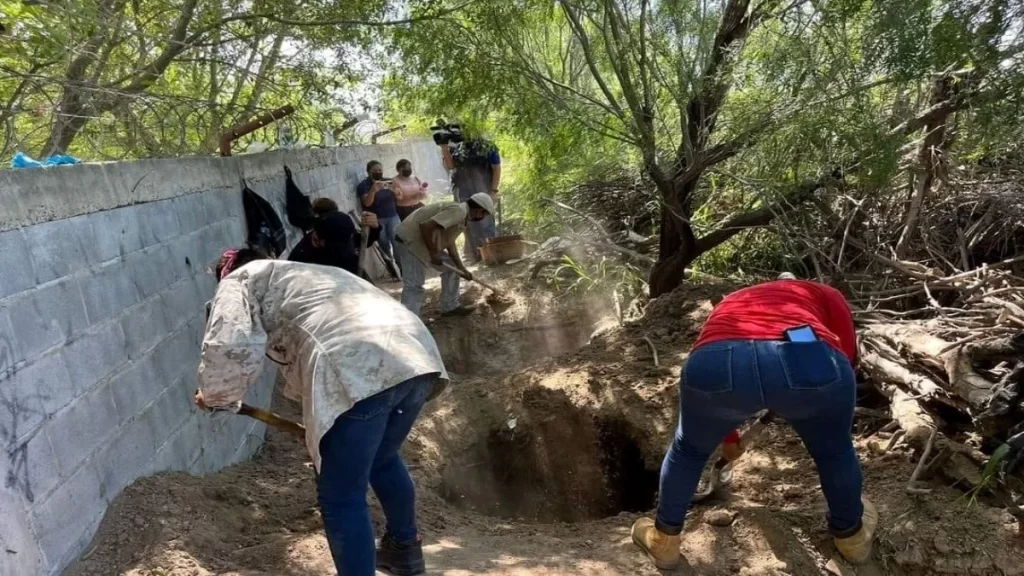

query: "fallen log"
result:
(862, 324), (995, 411)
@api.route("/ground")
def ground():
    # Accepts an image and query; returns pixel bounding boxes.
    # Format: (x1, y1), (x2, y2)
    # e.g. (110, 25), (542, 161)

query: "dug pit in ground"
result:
(435, 388), (660, 522)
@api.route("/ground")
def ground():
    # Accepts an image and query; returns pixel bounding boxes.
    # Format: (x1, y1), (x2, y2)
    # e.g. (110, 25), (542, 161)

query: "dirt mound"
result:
(64, 277), (1024, 575)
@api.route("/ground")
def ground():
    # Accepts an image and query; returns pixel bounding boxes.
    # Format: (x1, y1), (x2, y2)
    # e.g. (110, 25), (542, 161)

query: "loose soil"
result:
(65, 265), (1024, 576)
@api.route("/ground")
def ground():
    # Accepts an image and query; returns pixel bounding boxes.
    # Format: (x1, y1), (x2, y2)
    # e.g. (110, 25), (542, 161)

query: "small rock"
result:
(934, 531), (952, 554)
(825, 558), (854, 576)
(705, 509), (736, 526)
(779, 485), (801, 499)
(133, 516), (145, 528)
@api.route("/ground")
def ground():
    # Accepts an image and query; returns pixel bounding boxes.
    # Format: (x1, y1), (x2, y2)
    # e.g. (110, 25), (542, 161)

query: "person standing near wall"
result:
(393, 159), (429, 222)
(357, 160), (400, 279)
(195, 250), (447, 576)
(439, 134), (501, 264)
(393, 193), (493, 317)
(631, 276), (876, 570)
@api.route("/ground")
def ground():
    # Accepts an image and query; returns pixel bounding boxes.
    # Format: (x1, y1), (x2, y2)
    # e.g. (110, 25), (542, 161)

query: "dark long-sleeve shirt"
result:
(288, 219), (380, 275)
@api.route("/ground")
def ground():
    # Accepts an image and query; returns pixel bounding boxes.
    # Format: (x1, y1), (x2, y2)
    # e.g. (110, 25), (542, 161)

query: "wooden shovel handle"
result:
(237, 403), (306, 439)
(440, 262), (502, 293)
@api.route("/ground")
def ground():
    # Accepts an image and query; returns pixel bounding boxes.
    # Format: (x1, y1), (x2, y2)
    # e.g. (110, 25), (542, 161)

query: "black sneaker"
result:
(440, 305), (475, 317)
(376, 533), (425, 576)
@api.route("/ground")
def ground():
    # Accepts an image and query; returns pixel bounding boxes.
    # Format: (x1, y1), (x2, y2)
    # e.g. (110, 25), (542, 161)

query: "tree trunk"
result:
(649, 178), (698, 297)
(895, 75), (956, 257)
(38, 96), (91, 157)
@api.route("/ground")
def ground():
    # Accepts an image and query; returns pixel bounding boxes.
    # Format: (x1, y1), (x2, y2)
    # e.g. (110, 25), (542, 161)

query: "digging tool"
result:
(357, 225), (370, 279)
(238, 403), (306, 439)
(440, 262), (503, 294)
(692, 410), (776, 504)
(206, 398), (306, 440)
(439, 261), (514, 312)
(497, 198), (503, 236)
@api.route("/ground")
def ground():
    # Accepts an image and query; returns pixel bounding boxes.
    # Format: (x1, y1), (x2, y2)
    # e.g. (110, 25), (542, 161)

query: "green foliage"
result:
(551, 254), (647, 301)
(0, 0), (397, 160)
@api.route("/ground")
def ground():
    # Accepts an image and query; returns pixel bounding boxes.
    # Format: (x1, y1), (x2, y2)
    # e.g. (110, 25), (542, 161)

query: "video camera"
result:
(430, 119), (464, 146)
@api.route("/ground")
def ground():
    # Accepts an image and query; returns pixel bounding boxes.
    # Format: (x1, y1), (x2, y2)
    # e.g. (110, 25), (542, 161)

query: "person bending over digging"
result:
(393, 192), (494, 317)
(289, 210), (380, 277)
(632, 275), (876, 570)
(194, 248), (448, 576)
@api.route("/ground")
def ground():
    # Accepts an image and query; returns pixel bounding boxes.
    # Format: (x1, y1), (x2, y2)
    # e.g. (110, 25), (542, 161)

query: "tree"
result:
(386, 0), (1024, 295)
(0, 0), (467, 159)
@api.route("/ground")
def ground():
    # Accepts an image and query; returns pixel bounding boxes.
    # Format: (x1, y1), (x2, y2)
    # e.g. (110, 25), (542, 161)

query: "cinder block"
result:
(92, 414), (157, 501)
(23, 215), (93, 284)
(172, 193), (208, 235)
(201, 186), (241, 225)
(108, 355), (162, 424)
(4, 426), (60, 506)
(158, 276), (202, 332)
(166, 229), (205, 276)
(79, 261), (140, 325)
(0, 307), (20, 375)
(153, 415), (201, 473)
(5, 277), (89, 362)
(127, 244), (183, 301)
(91, 206), (143, 263)
(197, 220), (243, 268)
(60, 320), (128, 397)
(1, 352), (75, 440)
(137, 199), (181, 247)
(144, 379), (192, 449)
(196, 224), (226, 274)
(120, 296), (170, 360)
(0, 228), (36, 299)
(29, 459), (105, 570)
(185, 314), (206, 352)
(46, 382), (118, 477)
(195, 269), (217, 301)
(153, 325), (200, 386)
(230, 420), (266, 463)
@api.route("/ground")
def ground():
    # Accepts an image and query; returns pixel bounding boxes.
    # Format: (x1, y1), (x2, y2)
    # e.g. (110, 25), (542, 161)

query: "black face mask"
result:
(371, 172), (384, 181)
(399, 168), (412, 177)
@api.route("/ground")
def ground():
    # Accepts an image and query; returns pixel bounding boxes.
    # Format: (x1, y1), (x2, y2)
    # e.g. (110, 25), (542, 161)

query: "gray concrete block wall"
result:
(0, 140), (446, 576)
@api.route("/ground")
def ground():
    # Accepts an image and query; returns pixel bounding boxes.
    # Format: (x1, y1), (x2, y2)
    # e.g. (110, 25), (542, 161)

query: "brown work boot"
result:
(834, 498), (879, 564)
(631, 517), (681, 570)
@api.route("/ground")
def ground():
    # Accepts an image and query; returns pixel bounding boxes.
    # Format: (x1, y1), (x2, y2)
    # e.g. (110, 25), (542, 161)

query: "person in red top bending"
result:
(631, 274), (877, 570)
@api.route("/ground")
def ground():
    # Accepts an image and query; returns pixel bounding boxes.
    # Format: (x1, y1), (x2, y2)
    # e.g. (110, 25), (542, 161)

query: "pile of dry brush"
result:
(777, 158), (1024, 526)
(538, 156), (1024, 524)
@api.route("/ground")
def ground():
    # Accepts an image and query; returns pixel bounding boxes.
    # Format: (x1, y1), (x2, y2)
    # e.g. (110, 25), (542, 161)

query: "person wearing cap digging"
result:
(394, 192), (494, 317)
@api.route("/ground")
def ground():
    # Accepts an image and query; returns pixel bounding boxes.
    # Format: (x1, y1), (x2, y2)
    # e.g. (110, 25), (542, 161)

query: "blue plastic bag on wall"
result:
(11, 152), (80, 169)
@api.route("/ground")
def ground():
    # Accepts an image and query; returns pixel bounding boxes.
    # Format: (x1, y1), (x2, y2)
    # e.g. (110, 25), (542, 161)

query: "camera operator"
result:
(436, 126), (501, 264)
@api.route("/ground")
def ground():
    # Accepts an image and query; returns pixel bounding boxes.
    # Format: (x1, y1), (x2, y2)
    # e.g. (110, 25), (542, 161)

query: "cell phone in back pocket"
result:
(784, 325), (817, 342)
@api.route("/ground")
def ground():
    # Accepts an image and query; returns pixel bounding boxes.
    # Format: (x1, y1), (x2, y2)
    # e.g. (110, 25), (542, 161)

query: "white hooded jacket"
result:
(198, 259), (448, 470)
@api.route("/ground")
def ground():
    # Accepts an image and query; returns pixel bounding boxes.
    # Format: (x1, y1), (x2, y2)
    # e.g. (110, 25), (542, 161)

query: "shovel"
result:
(440, 262), (504, 295)
(357, 225), (370, 280)
(206, 399), (306, 440)
(439, 261), (514, 311)
(692, 410), (775, 503)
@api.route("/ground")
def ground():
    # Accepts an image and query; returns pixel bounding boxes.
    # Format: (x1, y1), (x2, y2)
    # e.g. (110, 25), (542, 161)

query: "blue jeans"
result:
(395, 242), (460, 315)
(377, 215), (401, 260)
(656, 339), (863, 537)
(464, 215), (496, 262)
(317, 373), (437, 576)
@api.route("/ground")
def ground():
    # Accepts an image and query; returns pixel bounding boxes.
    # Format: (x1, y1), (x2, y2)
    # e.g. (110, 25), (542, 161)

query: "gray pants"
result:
(396, 242), (461, 316)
